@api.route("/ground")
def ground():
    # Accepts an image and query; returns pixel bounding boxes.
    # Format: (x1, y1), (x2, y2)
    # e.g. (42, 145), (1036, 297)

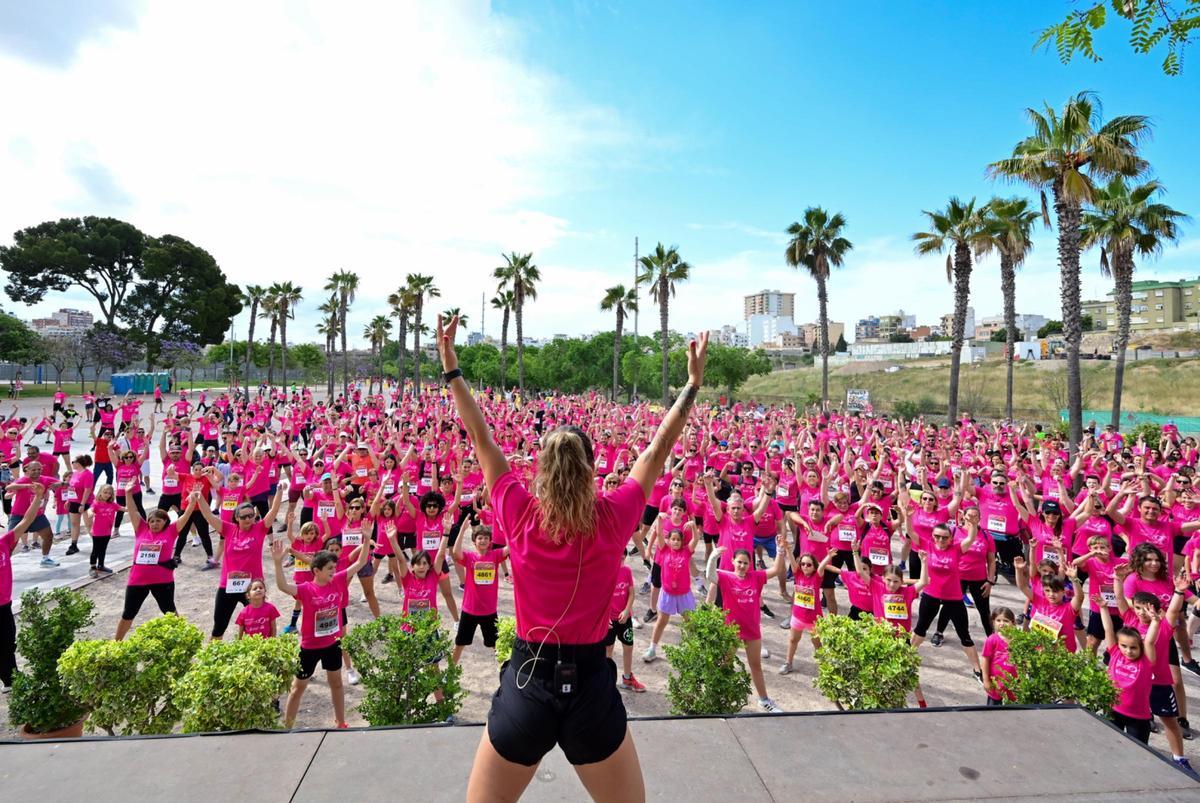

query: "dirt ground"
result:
(3, 537), (1200, 766)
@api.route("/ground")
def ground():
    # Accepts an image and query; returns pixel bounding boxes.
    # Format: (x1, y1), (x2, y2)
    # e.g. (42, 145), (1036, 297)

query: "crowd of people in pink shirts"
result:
(1, 378), (1198, 774)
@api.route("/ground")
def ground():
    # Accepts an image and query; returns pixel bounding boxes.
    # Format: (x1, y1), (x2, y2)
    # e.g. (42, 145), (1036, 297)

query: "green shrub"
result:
(663, 603), (751, 715)
(9, 587), (95, 734)
(917, 395), (941, 415)
(893, 400), (920, 420)
(342, 613), (464, 725)
(813, 614), (920, 710)
(1127, 422), (1162, 450)
(174, 634), (298, 732)
(58, 614), (203, 735)
(494, 616), (517, 665)
(1002, 626), (1118, 712)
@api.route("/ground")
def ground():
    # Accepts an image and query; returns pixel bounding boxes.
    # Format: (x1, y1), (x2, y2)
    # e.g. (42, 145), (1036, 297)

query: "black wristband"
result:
(443, 368), (464, 384)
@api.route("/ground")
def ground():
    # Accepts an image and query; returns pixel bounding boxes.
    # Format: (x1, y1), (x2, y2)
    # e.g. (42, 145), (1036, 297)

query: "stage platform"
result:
(2, 706), (1197, 801)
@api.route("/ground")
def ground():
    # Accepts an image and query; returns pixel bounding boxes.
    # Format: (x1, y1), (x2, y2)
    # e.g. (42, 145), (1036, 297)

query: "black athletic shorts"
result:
(1151, 683), (1179, 718)
(650, 563), (662, 590)
(456, 611), (498, 647)
(641, 505), (658, 528)
(297, 641), (343, 679)
(604, 617), (634, 647)
(487, 641), (626, 766)
(703, 531), (719, 545)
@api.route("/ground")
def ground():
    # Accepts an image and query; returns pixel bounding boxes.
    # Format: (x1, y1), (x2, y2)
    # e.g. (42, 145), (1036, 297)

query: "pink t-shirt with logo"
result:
(608, 564), (633, 620)
(1107, 643), (1153, 720)
(981, 633), (1016, 701)
(461, 548), (505, 616)
(717, 568), (766, 641)
(297, 571), (350, 649)
(128, 522), (178, 586)
(219, 521), (268, 593)
(236, 601), (281, 638)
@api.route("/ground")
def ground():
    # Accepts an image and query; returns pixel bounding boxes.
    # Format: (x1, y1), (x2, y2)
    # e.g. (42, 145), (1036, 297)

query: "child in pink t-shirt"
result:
(780, 549), (835, 675)
(604, 563), (645, 692)
(237, 579), (281, 638)
(981, 607), (1018, 704)
(1097, 597), (1157, 743)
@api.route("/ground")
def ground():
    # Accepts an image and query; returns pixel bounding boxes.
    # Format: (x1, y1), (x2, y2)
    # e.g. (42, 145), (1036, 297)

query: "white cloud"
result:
(0, 0), (634, 346)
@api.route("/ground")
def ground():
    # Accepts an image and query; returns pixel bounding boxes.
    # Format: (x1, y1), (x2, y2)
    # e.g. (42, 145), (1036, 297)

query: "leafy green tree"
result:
(495, 253), (540, 393)
(835, 333), (848, 352)
(1002, 625), (1117, 711)
(0, 313), (44, 365)
(638, 243), (691, 404)
(387, 287), (414, 389)
(991, 328), (1009, 343)
(1, 216), (144, 327)
(599, 284), (638, 401)
(1036, 0), (1200, 75)
(663, 604), (751, 715)
(126, 234), (242, 369)
(288, 343), (326, 382)
(1038, 320), (1065, 338)
(913, 197), (990, 423)
(813, 615), (920, 710)
(785, 207), (852, 408)
(979, 197), (1041, 421)
(703, 344), (771, 397)
(989, 91), (1150, 459)
(1082, 178), (1188, 427)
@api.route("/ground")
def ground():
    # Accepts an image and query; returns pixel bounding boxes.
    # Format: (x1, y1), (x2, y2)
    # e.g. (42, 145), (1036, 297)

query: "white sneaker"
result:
(758, 697), (783, 713)
(191, 536), (200, 547)
(760, 647), (770, 660)
(643, 645), (657, 663)
(779, 662), (793, 675)
(347, 669), (360, 685)
(359, 594), (367, 604)
(780, 618), (791, 629)
(631, 617), (643, 630)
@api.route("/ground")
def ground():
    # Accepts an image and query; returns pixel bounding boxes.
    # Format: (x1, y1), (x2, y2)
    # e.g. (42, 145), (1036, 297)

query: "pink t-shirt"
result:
(717, 568), (766, 641)
(90, 500), (119, 536)
(871, 580), (916, 632)
(981, 634), (1016, 701)
(297, 571), (350, 649)
(492, 470), (644, 644)
(924, 544), (962, 601)
(1082, 556), (1128, 613)
(0, 531), (13, 606)
(1122, 610), (1174, 685)
(236, 601), (281, 638)
(1121, 518), (1177, 556)
(608, 564), (633, 620)
(840, 569), (874, 611)
(401, 568), (441, 616)
(1029, 598), (1077, 652)
(717, 514), (757, 571)
(1107, 643), (1153, 720)
(461, 548), (505, 616)
(657, 544), (693, 596)
(789, 570), (822, 625)
(218, 521), (268, 594)
(128, 522), (179, 586)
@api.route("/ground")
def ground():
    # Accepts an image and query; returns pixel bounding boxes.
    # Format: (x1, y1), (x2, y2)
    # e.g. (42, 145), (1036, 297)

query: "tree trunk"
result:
(397, 314), (408, 397)
(516, 286), (526, 393)
(1111, 251), (1134, 430)
(947, 242), (973, 423)
(413, 300), (423, 395)
(280, 307), (288, 390)
(660, 276), (670, 406)
(499, 308), (509, 392)
(340, 299), (349, 399)
(1000, 254), (1017, 422)
(1055, 187), (1084, 460)
(817, 273), (830, 410)
(266, 318), (278, 387)
(612, 307), (624, 402)
(244, 300), (258, 386)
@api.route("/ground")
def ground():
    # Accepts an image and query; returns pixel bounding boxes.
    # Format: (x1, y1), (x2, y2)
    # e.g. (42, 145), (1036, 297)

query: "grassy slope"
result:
(737, 357), (1200, 418)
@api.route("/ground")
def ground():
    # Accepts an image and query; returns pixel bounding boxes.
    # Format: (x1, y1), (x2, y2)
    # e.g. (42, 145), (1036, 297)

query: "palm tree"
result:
(599, 284), (638, 402)
(362, 315), (392, 394)
(317, 294), (340, 396)
(495, 253), (540, 393)
(406, 273), (439, 394)
(913, 198), (990, 423)
(638, 243), (692, 405)
(261, 292), (280, 387)
(272, 281), (303, 390)
(1082, 179), (1188, 427)
(988, 91), (1150, 457)
(785, 208), (853, 409)
(324, 270), (359, 398)
(491, 290), (514, 391)
(441, 307), (469, 329)
(978, 198), (1040, 421)
(242, 285), (267, 385)
(386, 287), (413, 394)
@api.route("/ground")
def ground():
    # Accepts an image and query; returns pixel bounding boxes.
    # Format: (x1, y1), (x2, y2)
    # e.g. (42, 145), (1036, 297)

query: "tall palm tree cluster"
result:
(241, 281), (304, 389)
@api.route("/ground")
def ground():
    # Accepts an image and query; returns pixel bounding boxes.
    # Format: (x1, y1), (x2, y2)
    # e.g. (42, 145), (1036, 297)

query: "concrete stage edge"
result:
(2, 706), (1198, 801)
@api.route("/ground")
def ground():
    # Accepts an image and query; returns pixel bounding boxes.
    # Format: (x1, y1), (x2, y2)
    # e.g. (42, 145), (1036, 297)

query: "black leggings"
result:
(212, 587), (249, 638)
(114, 492), (146, 529)
(1110, 711), (1152, 744)
(914, 594), (975, 647)
(994, 535), (1023, 569)
(908, 550), (922, 581)
(121, 582), (176, 620)
(937, 579), (994, 637)
(89, 535), (111, 568)
(0, 602), (14, 687)
(174, 511), (213, 559)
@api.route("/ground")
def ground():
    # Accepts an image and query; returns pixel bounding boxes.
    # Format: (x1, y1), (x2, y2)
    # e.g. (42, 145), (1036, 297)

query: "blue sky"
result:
(1, 1), (1196, 344)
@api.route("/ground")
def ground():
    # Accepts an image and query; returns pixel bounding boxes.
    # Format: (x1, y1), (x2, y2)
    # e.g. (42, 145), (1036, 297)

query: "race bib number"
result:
(869, 547), (890, 567)
(420, 476), (432, 488)
(342, 527), (363, 547)
(837, 526), (856, 545)
(293, 557), (310, 572)
(808, 529), (828, 543)
(1100, 590), (1117, 608)
(793, 588), (815, 609)
(355, 468), (368, 478)
(1030, 612), (1062, 638)
(383, 483), (395, 495)
(422, 532), (441, 552)
(317, 504), (334, 518)
(473, 561), (496, 586)
(164, 478), (179, 490)
(1043, 548), (1061, 564)
(882, 594), (907, 620)
(986, 515), (1006, 532)
(408, 483), (419, 494)
(314, 607), (340, 637)
(66, 489), (78, 501)
(226, 571), (251, 594)
(408, 597), (431, 612)
(135, 542), (162, 565)
(597, 457), (608, 469)
(222, 498), (237, 511)
(460, 493), (474, 504)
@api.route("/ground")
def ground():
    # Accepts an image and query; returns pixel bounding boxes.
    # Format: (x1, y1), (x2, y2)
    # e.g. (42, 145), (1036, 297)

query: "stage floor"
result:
(2, 706), (1197, 801)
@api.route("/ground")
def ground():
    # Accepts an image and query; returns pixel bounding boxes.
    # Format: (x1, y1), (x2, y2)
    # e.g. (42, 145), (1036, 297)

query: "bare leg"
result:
(744, 639), (767, 699)
(573, 728), (646, 803)
(284, 678), (309, 727)
(451, 644), (465, 664)
(439, 574), (460, 620)
(824, 587), (838, 616)
(1172, 665), (1189, 720)
(115, 617), (133, 641)
(37, 527), (52, 556)
(785, 629), (801, 665)
(650, 613), (670, 646)
(621, 644), (633, 678)
(465, 726), (540, 803)
(360, 575), (381, 619)
(328, 669), (346, 725)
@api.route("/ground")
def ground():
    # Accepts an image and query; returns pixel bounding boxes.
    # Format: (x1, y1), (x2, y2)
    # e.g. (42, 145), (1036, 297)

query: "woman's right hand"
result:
(687, 332), (710, 387)
(436, 314), (459, 373)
